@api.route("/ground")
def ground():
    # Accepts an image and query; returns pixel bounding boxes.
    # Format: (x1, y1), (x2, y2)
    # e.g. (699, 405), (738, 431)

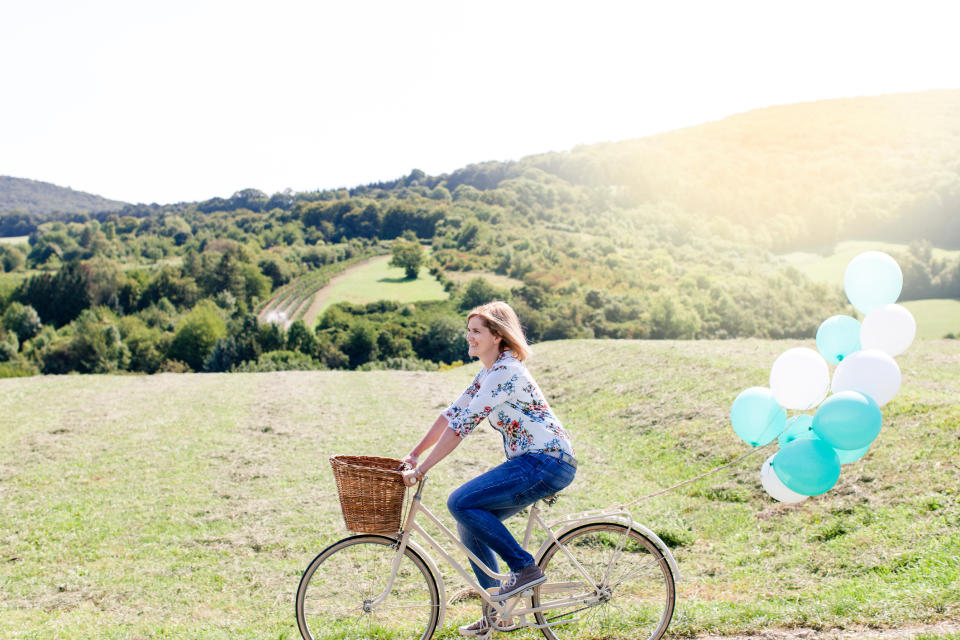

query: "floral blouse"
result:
(444, 351), (574, 460)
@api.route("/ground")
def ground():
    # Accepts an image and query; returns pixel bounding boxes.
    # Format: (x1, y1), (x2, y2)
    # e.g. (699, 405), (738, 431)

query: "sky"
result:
(2, 0), (959, 205)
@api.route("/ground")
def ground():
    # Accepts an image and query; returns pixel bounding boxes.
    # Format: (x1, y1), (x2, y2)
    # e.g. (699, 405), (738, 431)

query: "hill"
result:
(2, 91), (960, 377)
(0, 175), (127, 225)
(0, 339), (956, 638)
(518, 90), (960, 250)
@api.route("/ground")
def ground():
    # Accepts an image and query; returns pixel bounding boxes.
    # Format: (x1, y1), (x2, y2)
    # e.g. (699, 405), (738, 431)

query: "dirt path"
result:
(689, 621), (960, 640)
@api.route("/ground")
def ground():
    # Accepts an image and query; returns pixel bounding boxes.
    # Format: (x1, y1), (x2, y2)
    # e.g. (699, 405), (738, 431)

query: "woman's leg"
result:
(447, 455), (575, 579)
(456, 504), (524, 591)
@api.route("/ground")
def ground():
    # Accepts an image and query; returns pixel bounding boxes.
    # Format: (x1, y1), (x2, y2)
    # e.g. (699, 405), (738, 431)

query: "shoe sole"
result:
(495, 574), (547, 600)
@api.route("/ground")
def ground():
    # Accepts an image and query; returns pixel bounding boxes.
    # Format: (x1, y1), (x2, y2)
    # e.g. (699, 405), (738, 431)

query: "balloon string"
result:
(617, 441), (775, 510)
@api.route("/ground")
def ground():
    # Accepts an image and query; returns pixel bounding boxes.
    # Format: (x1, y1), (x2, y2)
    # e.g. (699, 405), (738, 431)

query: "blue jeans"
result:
(447, 453), (576, 590)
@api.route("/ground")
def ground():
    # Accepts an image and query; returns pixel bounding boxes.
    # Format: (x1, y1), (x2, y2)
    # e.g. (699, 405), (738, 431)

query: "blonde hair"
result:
(467, 301), (531, 362)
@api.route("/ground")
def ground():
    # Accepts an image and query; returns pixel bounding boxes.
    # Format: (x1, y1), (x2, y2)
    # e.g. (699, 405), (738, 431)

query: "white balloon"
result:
(760, 453), (808, 504)
(769, 347), (830, 410)
(831, 348), (901, 406)
(861, 304), (916, 356)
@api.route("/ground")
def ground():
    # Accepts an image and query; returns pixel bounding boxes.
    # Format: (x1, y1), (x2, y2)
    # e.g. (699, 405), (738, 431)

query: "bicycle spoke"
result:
(533, 523), (675, 640)
(296, 536), (440, 640)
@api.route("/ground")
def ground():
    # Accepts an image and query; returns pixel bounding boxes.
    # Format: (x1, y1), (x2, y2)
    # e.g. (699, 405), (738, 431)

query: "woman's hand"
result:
(402, 452), (419, 469)
(401, 467), (422, 487)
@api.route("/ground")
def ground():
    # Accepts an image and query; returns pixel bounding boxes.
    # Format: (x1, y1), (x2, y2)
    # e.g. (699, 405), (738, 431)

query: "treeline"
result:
(4, 91), (960, 376)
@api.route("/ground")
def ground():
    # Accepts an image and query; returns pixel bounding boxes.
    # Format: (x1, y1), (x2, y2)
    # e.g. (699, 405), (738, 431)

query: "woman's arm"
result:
(403, 414), (450, 468)
(402, 427), (463, 486)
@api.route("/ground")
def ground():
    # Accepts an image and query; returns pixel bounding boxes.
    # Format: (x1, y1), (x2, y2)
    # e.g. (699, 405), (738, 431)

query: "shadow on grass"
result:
(378, 277), (415, 283)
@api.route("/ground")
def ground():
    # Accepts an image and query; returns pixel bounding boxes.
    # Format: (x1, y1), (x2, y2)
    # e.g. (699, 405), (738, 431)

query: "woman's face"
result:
(466, 316), (501, 361)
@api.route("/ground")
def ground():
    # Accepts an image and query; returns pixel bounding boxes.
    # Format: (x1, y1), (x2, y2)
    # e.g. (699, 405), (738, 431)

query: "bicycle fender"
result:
(534, 516), (681, 582)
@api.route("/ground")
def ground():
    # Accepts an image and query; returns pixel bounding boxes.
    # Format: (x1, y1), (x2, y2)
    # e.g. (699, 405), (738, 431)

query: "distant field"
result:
(902, 299), (960, 338)
(442, 269), (524, 290)
(1, 339), (956, 639)
(780, 240), (960, 285)
(780, 241), (960, 338)
(306, 253), (448, 319)
(0, 235), (29, 245)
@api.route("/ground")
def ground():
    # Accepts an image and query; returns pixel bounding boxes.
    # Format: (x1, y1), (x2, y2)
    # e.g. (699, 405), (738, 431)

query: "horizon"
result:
(2, 0), (960, 204)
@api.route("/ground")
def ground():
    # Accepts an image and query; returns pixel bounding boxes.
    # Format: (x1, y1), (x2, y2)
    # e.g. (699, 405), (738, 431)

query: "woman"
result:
(401, 301), (576, 637)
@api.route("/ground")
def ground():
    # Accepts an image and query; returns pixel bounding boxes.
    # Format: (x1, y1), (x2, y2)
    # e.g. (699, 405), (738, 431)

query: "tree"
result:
(342, 323), (378, 368)
(3, 302), (42, 343)
(286, 319), (317, 355)
(460, 278), (505, 311)
(168, 301), (227, 371)
(389, 239), (425, 279)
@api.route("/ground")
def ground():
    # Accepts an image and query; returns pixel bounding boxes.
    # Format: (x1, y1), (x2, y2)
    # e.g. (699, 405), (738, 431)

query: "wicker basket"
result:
(330, 455), (407, 534)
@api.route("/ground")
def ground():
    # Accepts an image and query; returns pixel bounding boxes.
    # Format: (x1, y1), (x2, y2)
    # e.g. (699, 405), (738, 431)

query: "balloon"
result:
(835, 442), (871, 464)
(772, 438), (841, 496)
(812, 391), (882, 450)
(861, 304), (916, 356)
(844, 251), (903, 315)
(769, 347), (830, 410)
(730, 387), (786, 446)
(776, 414), (870, 463)
(816, 315), (861, 364)
(760, 453), (808, 504)
(777, 414), (815, 446)
(831, 348), (901, 406)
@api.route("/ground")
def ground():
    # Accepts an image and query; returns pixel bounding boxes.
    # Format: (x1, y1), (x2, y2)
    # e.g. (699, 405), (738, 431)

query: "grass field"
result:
(901, 299), (960, 339)
(780, 241), (960, 285)
(0, 339), (957, 639)
(0, 235), (30, 245)
(306, 253), (448, 318)
(780, 241), (960, 338)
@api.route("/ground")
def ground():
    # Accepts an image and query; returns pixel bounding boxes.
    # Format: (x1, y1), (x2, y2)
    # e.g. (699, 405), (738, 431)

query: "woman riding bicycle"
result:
(401, 301), (577, 636)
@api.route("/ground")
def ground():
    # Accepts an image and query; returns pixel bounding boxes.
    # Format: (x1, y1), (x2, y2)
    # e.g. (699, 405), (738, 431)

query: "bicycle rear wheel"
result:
(296, 534), (441, 640)
(532, 522), (675, 640)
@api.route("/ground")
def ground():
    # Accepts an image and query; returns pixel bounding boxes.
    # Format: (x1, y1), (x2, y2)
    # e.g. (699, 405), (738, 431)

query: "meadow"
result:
(0, 236), (29, 245)
(259, 253), (450, 329)
(1, 339), (957, 639)
(780, 241), (960, 338)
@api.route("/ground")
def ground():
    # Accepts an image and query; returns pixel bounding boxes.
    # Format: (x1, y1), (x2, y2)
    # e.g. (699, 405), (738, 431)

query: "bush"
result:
(0, 361), (37, 378)
(168, 301), (227, 371)
(3, 302), (42, 343)
(233, 349), (323, 372)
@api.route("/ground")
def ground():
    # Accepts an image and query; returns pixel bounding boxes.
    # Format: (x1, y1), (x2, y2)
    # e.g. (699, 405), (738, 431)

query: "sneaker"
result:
(496, 564), (546, 600)
(458, 609), (511, 636)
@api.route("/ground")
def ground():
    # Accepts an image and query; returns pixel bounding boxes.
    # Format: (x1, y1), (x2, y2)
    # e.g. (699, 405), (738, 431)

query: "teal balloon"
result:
(772, 438), (841, 496)
(835, 442), (871, 464)
(731, 387), (786, 447)
(844, 251), (903, 315)
(812, 391), (882, 451)
(777, 414), (815, 446)
(816, 315), (861, 364)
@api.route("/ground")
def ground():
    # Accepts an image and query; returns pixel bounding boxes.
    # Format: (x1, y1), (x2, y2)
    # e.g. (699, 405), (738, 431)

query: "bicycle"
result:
(295, 466), (679, 640)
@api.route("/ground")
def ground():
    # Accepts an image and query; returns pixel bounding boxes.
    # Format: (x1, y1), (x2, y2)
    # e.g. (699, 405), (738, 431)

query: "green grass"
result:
(310, 253), (448, 316)
(0, 339), (957, 639)
(0, 235), (29, 245)
(901, 299), (960, 339)
(780, 240), (960, 285)
(779, 241), (960, 338)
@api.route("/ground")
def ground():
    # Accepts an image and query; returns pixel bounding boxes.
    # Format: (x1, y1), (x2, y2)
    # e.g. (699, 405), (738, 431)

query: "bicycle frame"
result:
(364, 476), (680, 634)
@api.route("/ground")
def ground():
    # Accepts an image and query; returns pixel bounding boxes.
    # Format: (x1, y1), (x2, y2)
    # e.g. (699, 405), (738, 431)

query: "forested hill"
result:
(2, 90), (960, 377)
(0, 175), (127, 219)
(453, 90), (960, 250)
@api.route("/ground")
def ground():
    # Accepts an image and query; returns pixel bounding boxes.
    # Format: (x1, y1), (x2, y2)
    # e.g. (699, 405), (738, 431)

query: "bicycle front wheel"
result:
(296, 534), (441, 640)
(532, 523), (675, 640)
